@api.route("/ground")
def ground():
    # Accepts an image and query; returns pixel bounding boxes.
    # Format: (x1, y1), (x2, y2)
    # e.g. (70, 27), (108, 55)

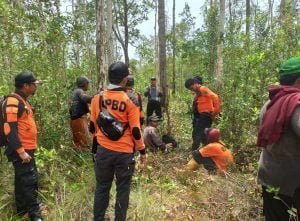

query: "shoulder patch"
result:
(127, 92), (140, 107)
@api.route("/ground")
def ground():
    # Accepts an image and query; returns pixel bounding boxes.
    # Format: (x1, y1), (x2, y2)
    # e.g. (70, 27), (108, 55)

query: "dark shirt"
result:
(69, 88), (92, 119)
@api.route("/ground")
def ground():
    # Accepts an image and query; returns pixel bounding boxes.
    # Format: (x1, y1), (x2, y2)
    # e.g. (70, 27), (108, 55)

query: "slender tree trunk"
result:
(107, 0), (113, 67)
(246, 0), (250, 36)
(96, 0), (106, 88)
(154, 0), (158, 77)
(123, 0), (129, 66)
(215, 0), (225, 88)
(158, 0), (170, 132)
(280, 0), (286, 23)
(172, 0), (176, 95)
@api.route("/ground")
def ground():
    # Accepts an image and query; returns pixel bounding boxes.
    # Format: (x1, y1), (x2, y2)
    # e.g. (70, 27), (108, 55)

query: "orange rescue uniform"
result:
(90, 89), (145, 153)
(199, 141), (233, 171)
(4, 93), (37, 154)
(195, 86), (220, 115)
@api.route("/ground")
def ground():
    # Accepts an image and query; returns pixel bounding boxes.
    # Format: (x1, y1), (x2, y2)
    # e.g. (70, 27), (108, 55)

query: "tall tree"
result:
(172, 0), (176, 95)
(215, 0), (225, 87)
(96, 0), (106, 87)
(113, 0), (154, 66)
(158, 0), (169, 131)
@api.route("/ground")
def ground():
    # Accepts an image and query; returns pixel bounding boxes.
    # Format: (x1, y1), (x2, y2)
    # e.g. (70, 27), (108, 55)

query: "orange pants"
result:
(70, 116), (91, 151)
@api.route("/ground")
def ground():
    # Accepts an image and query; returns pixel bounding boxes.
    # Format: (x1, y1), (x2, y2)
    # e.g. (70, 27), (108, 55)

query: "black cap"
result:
(185, 78), (197, 89)
(108, 61), (129, 84)
(76, 76), (91, 87)
(15, 71), (40, 87)
(194, 76), (203, 84)
(126, 75), (134, 87)
(151, 77), (156, 81)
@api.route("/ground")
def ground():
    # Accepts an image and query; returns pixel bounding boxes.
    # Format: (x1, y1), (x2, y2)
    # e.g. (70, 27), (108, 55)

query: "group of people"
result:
(2, 57), (300, 220)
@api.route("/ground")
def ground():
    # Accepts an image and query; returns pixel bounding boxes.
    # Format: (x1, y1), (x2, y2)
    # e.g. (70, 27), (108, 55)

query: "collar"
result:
(107, 84), (126, 91)
(14, 89), (27, 101)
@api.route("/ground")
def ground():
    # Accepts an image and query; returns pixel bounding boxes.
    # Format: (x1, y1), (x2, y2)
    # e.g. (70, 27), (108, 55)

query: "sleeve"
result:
(210, 90), (220, 114)
(144, 86), (149, 97)
(127, 99), (145, 152)
(4, 97), (24, 154)
(158, 87), (163, 97)
(291, 106), (300, 137)
(150, 128), (165, 150)
(78, 90), (93, 104)
(89, 94), (100, 135)
(199, 144), (221, 157)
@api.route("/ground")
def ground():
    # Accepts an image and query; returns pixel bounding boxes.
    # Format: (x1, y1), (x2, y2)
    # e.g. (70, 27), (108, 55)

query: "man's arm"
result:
(291, 106), (300, 137)
(144, 86), (150, 97)
(4, 97), (25, 154)
(89, 94), (100, 135)
(127, 98), (145, 154)
(78, 90), (93, 104)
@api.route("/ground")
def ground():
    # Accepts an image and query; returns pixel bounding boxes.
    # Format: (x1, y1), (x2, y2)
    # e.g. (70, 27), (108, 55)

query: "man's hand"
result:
(19, 151), (32, 164)
(165, 143), (173, 149)
(139, 154), (147, 169)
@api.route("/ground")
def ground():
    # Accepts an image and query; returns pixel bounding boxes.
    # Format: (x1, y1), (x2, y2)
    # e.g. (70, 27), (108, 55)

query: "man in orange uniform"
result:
(185, 77), (220, 150)
(3, 71), (43, 221)
(186, 128), (233, 174)
(90, 61), (146, 221)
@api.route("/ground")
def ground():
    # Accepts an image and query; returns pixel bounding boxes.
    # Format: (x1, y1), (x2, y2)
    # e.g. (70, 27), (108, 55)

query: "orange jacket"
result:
(90, 88), (145, 153)
(4, 92), (37, 154)
(199, 141), (233, 171)
(195, 86), (220, 115)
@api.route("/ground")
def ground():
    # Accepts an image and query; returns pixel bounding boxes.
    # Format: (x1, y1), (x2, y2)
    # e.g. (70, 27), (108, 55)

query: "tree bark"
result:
(96, 0), (106, 88)
(172, 0), (176, 95)
(215, 0), (225, 88)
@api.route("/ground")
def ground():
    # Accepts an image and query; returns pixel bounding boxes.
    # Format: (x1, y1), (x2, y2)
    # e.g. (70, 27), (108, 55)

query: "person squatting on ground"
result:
(257, 57), (300, 221)
(144, 77), (163, 119)
(143, 115), (173, 153)
(69, 76), (93, 150)
(90, 61), (146, 221)
(125, 75), (144, 126)
(185, 77), (220, 150)
(186, 128), (233, 174)
(3, 71), (43, 221)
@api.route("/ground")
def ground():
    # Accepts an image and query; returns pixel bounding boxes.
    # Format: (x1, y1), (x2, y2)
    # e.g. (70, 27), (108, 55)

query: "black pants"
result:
(262, 186), (300, 221)
(13, 152), (41, 220)
(146, 100), (162, 118)
(94, 146), (135, 221)
(192, 150), (217, 172)
(192, 114), (212, 150)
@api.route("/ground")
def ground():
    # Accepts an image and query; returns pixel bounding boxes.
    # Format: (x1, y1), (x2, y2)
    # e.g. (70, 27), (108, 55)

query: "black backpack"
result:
(0, 94), (22, 147)
(96, 93), (128, 141)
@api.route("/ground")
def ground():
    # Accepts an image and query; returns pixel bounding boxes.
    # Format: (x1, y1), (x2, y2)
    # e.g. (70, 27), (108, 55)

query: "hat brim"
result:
(32, 80), (43, 84)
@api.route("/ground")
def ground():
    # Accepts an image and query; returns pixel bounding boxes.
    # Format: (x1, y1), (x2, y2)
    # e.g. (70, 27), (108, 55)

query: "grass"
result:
(0, 148), (262, 221)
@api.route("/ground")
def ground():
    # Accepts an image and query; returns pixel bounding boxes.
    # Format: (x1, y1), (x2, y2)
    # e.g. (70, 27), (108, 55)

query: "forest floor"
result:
(0, 147), (263, 221)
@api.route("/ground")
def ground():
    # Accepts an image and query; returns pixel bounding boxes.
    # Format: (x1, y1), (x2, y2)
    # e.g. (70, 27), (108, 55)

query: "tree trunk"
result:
(158, 0), (170, 132)
(96, 0), (106, 88)
(107, 0), (113, 68)
(280, 0), (286, 23)
(246, 0), (250, 36)
(123, 0), (129, 66)
(215, 0), (225, 88)
(172, 0), (176, 96)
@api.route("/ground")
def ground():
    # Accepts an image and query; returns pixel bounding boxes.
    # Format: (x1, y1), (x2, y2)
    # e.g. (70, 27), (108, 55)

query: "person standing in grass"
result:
(185, 77), (220, 150)
(257, 57), (300, 220)
(144, 77), (163, 119)
(3, 71), (43, 221)
(90, 61), (146, 221)
(69, 76), (92, 151)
